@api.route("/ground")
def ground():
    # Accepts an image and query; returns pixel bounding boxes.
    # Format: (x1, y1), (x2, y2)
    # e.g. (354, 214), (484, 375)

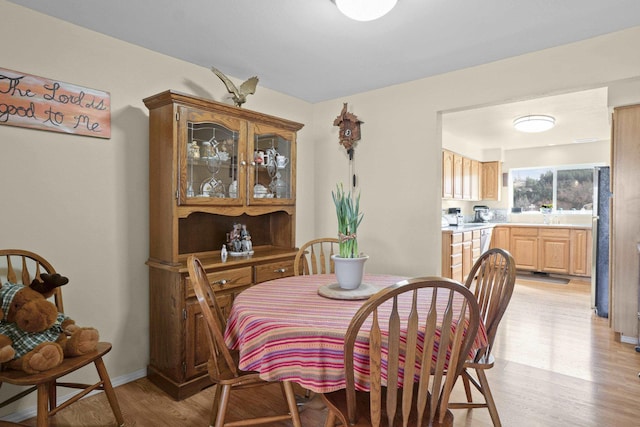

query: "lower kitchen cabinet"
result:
(491, 226), (510, 250)
(538, 228), (571, 274)
(442, 228), (485, 282)
(510, 227), (539, 271)
(492, 225), (591, 277)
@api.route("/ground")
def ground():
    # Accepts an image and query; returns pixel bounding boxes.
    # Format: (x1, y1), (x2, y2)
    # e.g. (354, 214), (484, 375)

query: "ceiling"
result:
(442, 87), (611, 151)
(8, 0), (639, 149)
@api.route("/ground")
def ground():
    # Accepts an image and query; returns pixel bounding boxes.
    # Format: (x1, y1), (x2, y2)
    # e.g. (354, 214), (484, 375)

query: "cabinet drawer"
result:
(539, 227), (570, 238)
(472, 230), (481, 239)
(184, 266), (253, 298)
(463, 231), (473, 241)
(451, 233), (463, 244)
(255, 260), (295, 283)
(451, 243), (463, 255)
(510, 227), (538, 237)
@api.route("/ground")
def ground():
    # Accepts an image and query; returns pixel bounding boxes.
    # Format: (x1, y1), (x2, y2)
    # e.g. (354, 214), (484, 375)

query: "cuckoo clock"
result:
(333, 103), (363, 152)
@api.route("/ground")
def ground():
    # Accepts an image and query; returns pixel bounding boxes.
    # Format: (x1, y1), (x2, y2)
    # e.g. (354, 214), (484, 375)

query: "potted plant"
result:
(331, 183), (368, 289)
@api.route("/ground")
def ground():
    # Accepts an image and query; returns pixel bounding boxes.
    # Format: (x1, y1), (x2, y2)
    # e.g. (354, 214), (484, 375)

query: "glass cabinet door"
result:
(249, 124), (295, 204)
(179, 107), (244, 205)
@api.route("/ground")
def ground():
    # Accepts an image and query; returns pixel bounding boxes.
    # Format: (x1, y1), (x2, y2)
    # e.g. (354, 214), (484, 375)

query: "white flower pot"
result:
(332, 254), (369, 290)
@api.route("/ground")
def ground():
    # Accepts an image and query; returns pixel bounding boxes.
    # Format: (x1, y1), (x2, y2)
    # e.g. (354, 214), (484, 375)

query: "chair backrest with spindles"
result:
(0, 249), (64, 313)
(294, 238), (339, 276)
(464, 247), (516, 360)
(343, 277), (480, 426)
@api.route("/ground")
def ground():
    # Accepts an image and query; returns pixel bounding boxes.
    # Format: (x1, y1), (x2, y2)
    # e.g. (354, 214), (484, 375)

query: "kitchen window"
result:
(511, 165), (595, 211)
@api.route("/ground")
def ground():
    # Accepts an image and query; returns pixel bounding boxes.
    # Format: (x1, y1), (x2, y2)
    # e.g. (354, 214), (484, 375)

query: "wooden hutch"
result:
(143, 90), (304, 399)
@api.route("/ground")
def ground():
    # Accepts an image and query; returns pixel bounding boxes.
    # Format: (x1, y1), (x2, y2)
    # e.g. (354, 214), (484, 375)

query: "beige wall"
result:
(0, 1), (314, 416)
(2, 0), (640, 417)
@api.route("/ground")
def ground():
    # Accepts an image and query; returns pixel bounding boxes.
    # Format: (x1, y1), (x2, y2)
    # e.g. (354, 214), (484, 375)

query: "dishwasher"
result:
(479, 227), (493, 254)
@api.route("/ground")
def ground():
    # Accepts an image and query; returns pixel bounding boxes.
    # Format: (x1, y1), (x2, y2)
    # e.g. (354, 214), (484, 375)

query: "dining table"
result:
(223, 273), (487, 394)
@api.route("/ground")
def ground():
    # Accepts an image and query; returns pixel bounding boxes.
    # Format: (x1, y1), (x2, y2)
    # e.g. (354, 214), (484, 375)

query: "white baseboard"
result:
(2, 368), (147, 423)
(621, 334), (639, 345)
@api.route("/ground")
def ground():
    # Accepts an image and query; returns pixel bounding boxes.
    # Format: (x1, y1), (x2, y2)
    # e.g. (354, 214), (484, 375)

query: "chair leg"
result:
(282, 381), (302, 427)
(47, 381), (56, 413)
(36, 383), (49, 427)
(94, 357), (125, 426)
(209, 384), (220, 427)
(214, 384), (232, 427)
(476, 368), (501, 427)
(324, 410), (337, 427)
(462, 369), (473, 402)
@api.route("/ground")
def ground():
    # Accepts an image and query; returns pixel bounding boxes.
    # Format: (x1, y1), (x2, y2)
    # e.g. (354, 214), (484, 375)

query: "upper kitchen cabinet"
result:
(481, 161), (501, 201)
(442, 150), (496, 201)
(442, 150), (454, 198)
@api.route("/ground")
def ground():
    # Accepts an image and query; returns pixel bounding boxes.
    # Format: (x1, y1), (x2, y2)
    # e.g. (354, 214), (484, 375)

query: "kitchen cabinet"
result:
(501, 225), (590, 276)
(443, 228), (485, 282)
(470, 160), (480, 201)
(570, 228), (592, 276)
(442, 150), (454, 198)
(144, 90), (303, 399)
(481, 161), (501, 201)
(462, 157), (472, 200)
(510, 227), (539, 271)
(538, 228), (570, 274)
(491, 226), (510, 250)
(453, 153), (463, 199)
(462, 231), (473, 279)
(442, 231), (463, 282)
(471, 229), (481, 266)
(441, 150), (492, 201)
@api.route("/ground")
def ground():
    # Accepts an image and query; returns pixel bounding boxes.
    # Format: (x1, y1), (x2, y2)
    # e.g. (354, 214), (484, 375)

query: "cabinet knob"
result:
(213, 279), (228, 285)
(274, 268), (286, 273)
(250, 161), (256, 166)
(241, 160), (247, 166)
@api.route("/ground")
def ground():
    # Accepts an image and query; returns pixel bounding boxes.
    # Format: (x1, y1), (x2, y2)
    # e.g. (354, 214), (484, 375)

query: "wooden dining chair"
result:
(294, 237), (339, 276)
(320, 277), (480, 427)
(0, 249), (124, 427)
(186, 255), (302, 427)
(448, 248), (516, 427)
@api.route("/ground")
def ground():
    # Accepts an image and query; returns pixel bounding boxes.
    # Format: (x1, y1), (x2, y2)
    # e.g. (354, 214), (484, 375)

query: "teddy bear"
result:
(0, 273), (99, 374)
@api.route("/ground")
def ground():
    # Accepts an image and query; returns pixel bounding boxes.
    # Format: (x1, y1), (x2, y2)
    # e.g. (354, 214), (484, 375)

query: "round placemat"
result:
(317, 282), (378, 300)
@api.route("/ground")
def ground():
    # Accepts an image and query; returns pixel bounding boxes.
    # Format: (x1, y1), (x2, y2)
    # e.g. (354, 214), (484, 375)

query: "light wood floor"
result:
(18, 277), (640, 426)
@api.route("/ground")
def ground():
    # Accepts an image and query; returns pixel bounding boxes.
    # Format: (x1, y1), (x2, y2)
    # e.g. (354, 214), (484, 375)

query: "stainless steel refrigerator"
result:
(592, 166), (611, 318)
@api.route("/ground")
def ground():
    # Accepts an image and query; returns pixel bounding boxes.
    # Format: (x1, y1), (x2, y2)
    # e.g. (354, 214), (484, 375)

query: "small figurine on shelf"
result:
(241, 224), (252, 252)
(227, 223), (254, 256)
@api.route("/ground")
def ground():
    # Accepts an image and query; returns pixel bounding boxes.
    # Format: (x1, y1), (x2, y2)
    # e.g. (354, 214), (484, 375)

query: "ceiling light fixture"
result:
(513, 115), (556, 133)
(334, 0), (398, 21)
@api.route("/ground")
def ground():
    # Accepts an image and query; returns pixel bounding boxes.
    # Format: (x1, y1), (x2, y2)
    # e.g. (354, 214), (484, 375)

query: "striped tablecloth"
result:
(224, 274), (487, 393)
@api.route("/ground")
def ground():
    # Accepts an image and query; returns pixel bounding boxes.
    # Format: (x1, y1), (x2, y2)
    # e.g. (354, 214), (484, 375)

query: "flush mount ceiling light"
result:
(513, 115), (556, 133)
(334, 0), (398, 21)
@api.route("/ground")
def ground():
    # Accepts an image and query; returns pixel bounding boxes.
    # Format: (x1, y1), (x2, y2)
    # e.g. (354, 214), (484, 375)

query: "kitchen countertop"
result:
(441, 223), (496, 231)
(442, 222), (592, 232)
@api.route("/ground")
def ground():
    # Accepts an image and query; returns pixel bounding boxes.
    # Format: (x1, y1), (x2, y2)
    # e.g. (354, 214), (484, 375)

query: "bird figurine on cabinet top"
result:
(211, 66), (259, 107)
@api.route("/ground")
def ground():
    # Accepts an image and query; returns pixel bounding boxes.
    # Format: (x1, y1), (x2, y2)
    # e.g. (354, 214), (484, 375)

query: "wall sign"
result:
(0, 67), (110, 139)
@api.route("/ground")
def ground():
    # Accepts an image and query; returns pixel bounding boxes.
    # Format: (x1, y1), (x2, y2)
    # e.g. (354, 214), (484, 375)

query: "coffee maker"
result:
(447, 207), (464, 226)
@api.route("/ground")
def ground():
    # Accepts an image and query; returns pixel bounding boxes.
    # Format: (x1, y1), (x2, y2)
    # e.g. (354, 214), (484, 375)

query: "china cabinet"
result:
(143, 90), (303, 399)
